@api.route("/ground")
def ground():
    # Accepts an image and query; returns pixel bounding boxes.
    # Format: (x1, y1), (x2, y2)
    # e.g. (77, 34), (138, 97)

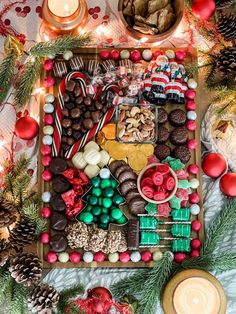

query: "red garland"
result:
(66, 297), (132, 314)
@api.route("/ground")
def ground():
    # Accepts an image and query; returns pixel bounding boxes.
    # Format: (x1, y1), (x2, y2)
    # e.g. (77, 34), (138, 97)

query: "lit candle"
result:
(48, 0), (79, 17)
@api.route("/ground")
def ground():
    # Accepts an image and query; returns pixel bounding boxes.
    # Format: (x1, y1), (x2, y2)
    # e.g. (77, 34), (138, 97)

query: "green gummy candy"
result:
(100, 179), (111, 189)
(116, 215), (127, 224)
(92, 206), (102, 216)
(103, 187), (114, 198)
(172, 239), (191, 252)
(171, 224), (191, 238)
(163, 156), (175, 164)
(169, 159), (185, 171)
(113, 194), (124, 205)
(172, 208), (191, 221)
(89, 196), (98, 206)
(178, 180), (191, 189)
(111, 208), (123, 220)
(139, 216), (158, 230)
(83, 212), (93, 224)
(169, 196), (181, 209)
(102, 197), (112, 208)
(91, 177), (101, 187)
(111, 179), (118, 189)
(92, 187), (102, 197)
(100, 214), (110, 224)
(145, 202), (157, 214)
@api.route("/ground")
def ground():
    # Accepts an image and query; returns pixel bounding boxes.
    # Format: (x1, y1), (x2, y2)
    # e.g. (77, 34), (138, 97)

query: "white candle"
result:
(173, 277), (221, 314)
(48, 0), (79, 17)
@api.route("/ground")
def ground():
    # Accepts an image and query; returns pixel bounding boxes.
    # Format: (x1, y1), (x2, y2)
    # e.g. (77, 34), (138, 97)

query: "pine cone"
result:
(28, 283), (59, 313)
(0, 238), (9, 251)
(9, 252), (42, 287)
(216, 46), (236, 77)
(217, 14), (236, 41)
(0, 239), (13, 266)
(215, 0), (234, 9)
(0, 201), (17, 228)
(9, 218), (36, 250)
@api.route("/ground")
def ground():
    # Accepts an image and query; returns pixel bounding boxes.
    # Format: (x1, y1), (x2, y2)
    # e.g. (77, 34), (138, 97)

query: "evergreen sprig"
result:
(58, 284), (84, 314)
(0, 52), (17, 104)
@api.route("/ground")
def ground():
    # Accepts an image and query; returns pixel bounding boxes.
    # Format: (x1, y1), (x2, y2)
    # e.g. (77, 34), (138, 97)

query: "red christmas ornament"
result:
(46, 251), (58, 263)
(15, 116), (39, 140)
(90, 298), (106, 313)
(44, 76), (55, 87)
(40, 145), (52, 156)
(43, 59), (53, 71)
(220, 173), (236, 197)
(43, 114), (54, 125)
(174, 253), (186, 263)
(202, 153), (227, 178)
(130, 50), (141, 62)
(41, 207), (51, 218)
(191, 250), (200, 258)
(69, 251), (81, 263)
(119, 251), (130, 263)
(153, 50), (163, 58)
(191, 0), (216, 21)
(175, 50), (186, 61)
(42, 169), (52, 181)
(42, 155), (52, 167)
(40, 231), (50, 244)
(110, 49), (120, 61)
(191, 239), (201, 249)
(99, 50), (110, 60)
(187, 139), (198, 150)
(188, 164), (199, 174)
(88, 287), (112, 301)
(191, 220), (201, 232)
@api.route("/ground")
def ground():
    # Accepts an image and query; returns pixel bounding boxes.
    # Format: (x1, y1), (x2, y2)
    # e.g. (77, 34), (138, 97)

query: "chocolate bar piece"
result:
(139, 216), (158, 230)
(127, 219), (139, 250)
(53, 61), (68, 78)
(69, 56), (84, 71)
(140, 232), (160, 246)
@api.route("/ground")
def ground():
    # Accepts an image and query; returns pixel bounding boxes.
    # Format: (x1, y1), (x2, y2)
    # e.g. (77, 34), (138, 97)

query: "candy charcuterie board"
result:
(38, 48), (204, 268)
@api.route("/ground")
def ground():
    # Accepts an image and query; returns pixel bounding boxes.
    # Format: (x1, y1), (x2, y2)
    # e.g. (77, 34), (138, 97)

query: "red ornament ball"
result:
(119, 251), (130, 263)
(185, 89), (196, 100)
(99, 50), (110, 60)
(15, 116), (39, 140)
(186, 120), (197, 131)
(94, 251), (106, 263)
(41, 207), (51, 218)
(188, 164), (199, 174)
(191, 239), (201, 249)
(69, 251), (81, 263)
(110, 49), (120, 61)
(153, 50), (163, 58)
(191, 250), (200, 258)
(44, 76), (55, 87)
(220, 173), (236, 197)
(187, 139), (198, 150)
(42, 155), (52, 167)
(43, 59), (53, 71)
(175, 50), (186, 61)
(43, 114), (54, 125)
(46, 251), (58, 263)
(90, 299), (105, 313)
(191, 0), (216, 21)
(202, 153), (227, 178)
(40, 145), (52, 156)
(186, 100), (196, 111)
(174, 253), (186, 263)
(42, 169), (52, 181)
(40, 231), (50, 244)
(130, 50), (141, 62)
(189, 192), (200, 204)
(141, 250), (152, 262)
(191, 220), (201, 232)
(87, 287), (112, 300)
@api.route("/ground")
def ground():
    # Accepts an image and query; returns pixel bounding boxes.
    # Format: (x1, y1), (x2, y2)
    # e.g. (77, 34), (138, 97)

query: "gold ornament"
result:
(4, 35), (24, 57)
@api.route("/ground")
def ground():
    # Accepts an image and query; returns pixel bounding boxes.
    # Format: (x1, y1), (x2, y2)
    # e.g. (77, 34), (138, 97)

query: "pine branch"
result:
(137, 252), (174, 314)
(30, 33), (91, 57)
(202, 199), (236, 255)
(9, 282), (28, 314)
(0, 52), (17, 104)
(58, 284), (84, 314)
(14, 56), (42, 108)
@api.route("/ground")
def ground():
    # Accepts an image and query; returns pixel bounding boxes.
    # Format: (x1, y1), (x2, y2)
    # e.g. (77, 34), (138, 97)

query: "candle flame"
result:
(64, 4), (70, 16)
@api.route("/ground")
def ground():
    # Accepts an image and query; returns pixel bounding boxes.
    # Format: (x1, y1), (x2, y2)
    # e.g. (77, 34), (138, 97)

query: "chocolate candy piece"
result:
(95, 101), (103, 110)
(157, 126), (169, 144)
(127, 219), (139, 250)
(83, 118), (94, 129)
(52, 175), (71, 193)
(66, 80), (76, 92)
(72, 124), (80, 130)
(129, 198), (146, 215)
(67, 137), (75, 146)
(63, 94), (70, 103)
(120, 180), (137, 197)
(115, 165), (131, 178)
(51, 212), (68, 231)
(84, 96), (92, 106)
(62, 108), (69, 117)
(126, 189), (140, 204)
(73, 130), (81, 139)
(75, 96), (83, 105)
(50, 194), (66, 212)
(50, 234), (68, 252)
(53, 61), (67, 78)
(69, 56), (84, 71)
(169, 109), (187, 126)
(62, 118), (72, 128)
(118, 170), (137, 184)
(170, 127), (188, 145)
(173, 145), (191, 164)
(84, 111), (91, 118)
(50, 158), (68, 175)
(157, 108), (168, 124)
(65, 102), (75, 110)
(91, 111), (100, 123)
(109, 160), (126, 174)
(67, 128), (73, 136)
(71, 108), (81, 118)
(74, 86), (82, 97)
(154, 144), (171, 160)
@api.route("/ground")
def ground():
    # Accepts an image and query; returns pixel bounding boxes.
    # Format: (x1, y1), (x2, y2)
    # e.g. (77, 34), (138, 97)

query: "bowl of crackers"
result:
(118, 0), (184, 42)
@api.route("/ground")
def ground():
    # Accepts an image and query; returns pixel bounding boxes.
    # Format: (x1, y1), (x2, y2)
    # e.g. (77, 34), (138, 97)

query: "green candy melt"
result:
(89, 196), (98, 206)
(111, 208), (123, 220)
(103, 187), (114, 198)
(116, 215), (127, 224)
(100, 214), (110, 224)
(113, 194), (124, 205)
(111, 179), (118, 189)
(92, 206), (102, 216)
(102, 197), (112, 208)
(82, 212), (93, 224)
(92, 187), (102, 197)
(91, 177), (101, 187)
(100, 179), (111, 189)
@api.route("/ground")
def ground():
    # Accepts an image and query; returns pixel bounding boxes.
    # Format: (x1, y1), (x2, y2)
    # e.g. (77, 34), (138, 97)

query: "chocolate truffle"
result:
(120, 180), (137, 197)
(50, 194), (66, 212)
(154, 144), (171, 160)
(52, 176), (71, 194)
(129, 198), (146, 215)
(84, 96), (92, 106)
(62, 108), (69, 117)
(157, 108), (168, 124)
(65, 102), (75, 110)
(157, 126), (169, 144)
(83, 118), (94, 130)
(125, 189), (141, 204)
(51, 212), (68, 231)
(91, 111), (100, 123)
(71, 108), (81, 118)
(109, 160), (126, 174)
(63, 94), (70, 103)
(50, 158), (68, 175)
(62, 118), (72, 128)
(170, 127), (188, 145)
(50, 234), (68, 252)
(173, 145), (191, 164)
(169, 109), (187, 126)
(118, 170), (137, 184)
(75, 96), (83, 105)
(74, 86), (82, 97)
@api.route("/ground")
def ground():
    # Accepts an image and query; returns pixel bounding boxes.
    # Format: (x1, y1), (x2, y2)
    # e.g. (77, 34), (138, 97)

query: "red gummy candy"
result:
(152, 172), (163, 186)
(157, 185), (166, 193)
(153, 191), (166, 201)
(144, 168), (155, 177)
(164, 176), (175, 191)
(158, 202), (171, 217)
(176, 188), (189, 201)
(61, 190), (77, 206)
(176, 169), (189, 180)
(141, 177), (153, 188)
(142, 186), (154, 198)
(156, 163), (170, 175)
(181, 200), (188, 208)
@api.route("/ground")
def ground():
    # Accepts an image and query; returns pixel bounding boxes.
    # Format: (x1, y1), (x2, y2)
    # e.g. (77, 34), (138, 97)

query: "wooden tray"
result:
(38, 48), (204, 268)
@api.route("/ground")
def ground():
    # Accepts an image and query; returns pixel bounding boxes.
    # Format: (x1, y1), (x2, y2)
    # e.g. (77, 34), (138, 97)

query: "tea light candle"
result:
(48, 0), (79, 17)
